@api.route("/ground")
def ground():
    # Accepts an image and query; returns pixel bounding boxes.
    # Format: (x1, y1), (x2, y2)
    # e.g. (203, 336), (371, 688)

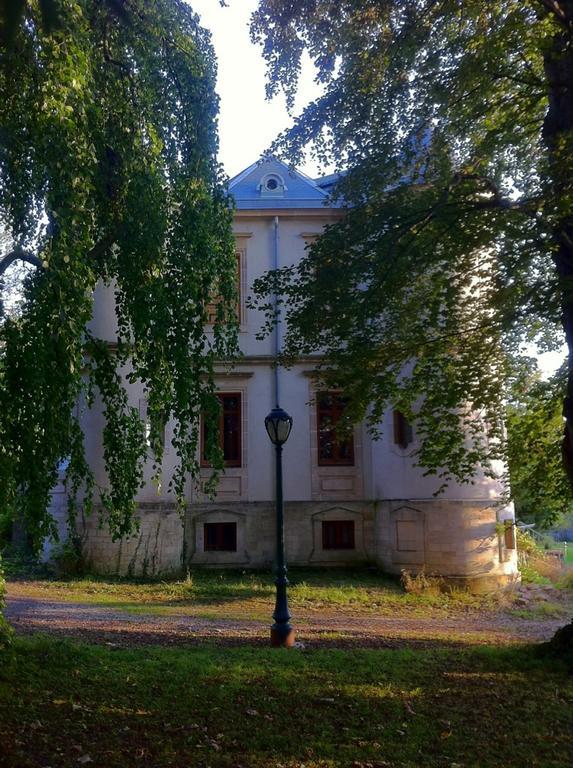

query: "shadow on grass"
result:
(0, 636), (572, 768)
(5, 612), (535, 651)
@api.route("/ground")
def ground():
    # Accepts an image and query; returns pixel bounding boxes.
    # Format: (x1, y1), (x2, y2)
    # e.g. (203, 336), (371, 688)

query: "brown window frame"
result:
(204, 522), (237, 552)
(322, 520), (356, 550)
(393, 410), (413, 449)
(206, 251), (241, 325)
(201, 392), (242, 468)
(317, 391), (355, 466)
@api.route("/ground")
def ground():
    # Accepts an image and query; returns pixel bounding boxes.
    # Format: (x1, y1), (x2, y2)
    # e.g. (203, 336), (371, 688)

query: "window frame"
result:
(203, 522), (237, 552)
(206, 251), (242, 325)
(393, 410), (413, 450)
(201, 392), (242, 468)
(322, 520), (356, 550)
(317, 391), (355, 466)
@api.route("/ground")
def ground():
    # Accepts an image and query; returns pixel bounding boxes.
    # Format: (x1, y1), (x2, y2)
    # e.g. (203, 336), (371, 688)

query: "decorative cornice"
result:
(234, 209), (344, 219)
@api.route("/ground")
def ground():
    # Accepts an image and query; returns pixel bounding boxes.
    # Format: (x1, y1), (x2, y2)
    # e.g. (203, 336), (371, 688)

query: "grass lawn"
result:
(1, 636), (572, 768)
(4, 567), (507, 620)
(2, 562), (572, 767)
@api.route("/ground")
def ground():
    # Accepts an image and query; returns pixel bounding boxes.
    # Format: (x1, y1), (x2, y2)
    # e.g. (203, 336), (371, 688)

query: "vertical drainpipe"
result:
(273, 215), (281, 409)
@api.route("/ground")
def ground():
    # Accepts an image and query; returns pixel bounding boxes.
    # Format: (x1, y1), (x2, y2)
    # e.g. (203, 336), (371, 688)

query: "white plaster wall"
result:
(232, 211), (340, 357)
(71, 201), (519, 589)
(88, 279), (119, 341)
(368, 408), (506, 502)
(80, 206), (507, 509)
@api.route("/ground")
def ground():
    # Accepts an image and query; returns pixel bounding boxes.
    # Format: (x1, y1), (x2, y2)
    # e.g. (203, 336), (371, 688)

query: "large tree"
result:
(250, 1), (571, 490)
(250, 1), (573, 649)
(0, 0), (238, 562)
(507, 363), (573, 528)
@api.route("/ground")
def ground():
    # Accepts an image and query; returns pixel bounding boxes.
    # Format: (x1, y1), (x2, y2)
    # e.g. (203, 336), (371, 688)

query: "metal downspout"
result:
(273, 215), (280, 408)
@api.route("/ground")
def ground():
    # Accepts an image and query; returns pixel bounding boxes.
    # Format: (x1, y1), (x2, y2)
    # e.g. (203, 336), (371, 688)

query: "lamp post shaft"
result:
(271, 442), (294, 646)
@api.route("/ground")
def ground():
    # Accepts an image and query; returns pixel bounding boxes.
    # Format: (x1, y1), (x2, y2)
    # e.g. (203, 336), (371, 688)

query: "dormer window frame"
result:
(259, 172), (287, 197)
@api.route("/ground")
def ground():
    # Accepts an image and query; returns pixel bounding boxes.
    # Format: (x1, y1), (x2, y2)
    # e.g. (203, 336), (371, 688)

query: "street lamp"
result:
(265, 406), (294, 647)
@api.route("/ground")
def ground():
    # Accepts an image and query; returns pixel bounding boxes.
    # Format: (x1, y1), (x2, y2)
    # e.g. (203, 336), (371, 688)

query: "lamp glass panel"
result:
(276, 417), (292, 444)
(265, 417), (278, 444)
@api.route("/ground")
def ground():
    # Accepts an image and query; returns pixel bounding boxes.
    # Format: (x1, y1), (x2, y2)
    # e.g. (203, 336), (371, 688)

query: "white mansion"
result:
(49, 157), (518, 591)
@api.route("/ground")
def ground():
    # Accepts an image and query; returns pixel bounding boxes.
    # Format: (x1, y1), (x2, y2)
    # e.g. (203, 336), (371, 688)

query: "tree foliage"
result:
(0, 556), (11, 647)
(506, 365), (573, 528)
(0, 0), (238, 554)
(250, 1), (571, 489)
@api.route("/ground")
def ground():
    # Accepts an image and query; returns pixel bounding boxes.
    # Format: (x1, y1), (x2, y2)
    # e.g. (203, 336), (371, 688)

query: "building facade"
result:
(49, 157), (519, 591)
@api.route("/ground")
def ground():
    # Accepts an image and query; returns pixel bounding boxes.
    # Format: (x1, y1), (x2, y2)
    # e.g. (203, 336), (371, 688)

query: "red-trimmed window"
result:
(201, 393), (242, 467)
(317, 392), (354, 466)
(204, 522), (237, 552)
(322, 520), (355, 550)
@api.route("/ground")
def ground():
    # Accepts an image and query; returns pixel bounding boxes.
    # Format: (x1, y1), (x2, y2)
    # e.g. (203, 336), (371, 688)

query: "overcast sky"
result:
(191, 0), (326, 180)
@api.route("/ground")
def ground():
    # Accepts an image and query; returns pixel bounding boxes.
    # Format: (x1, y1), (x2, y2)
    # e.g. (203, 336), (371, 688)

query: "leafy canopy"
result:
(506, 365), (573, 529)
(250, 1), (568, 488)
(0, 0), (238, 550)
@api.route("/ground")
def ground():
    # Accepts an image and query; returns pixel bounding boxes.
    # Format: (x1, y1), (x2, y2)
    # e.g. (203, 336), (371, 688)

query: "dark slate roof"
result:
(229, 156), (342, 210)
(314, 171), (346, 194)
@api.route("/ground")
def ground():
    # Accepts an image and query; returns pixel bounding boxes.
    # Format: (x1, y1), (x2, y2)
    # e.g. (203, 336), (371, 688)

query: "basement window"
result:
(204, 522), (237, 552)
(322, 520), (355, 550)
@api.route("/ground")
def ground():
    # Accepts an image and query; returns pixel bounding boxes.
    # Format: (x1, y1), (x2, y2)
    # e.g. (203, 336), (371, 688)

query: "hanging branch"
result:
(0, 248), (43, 277)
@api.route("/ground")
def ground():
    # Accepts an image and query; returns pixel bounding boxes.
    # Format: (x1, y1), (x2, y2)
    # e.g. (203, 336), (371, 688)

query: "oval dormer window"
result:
(265, 176), (279, 191)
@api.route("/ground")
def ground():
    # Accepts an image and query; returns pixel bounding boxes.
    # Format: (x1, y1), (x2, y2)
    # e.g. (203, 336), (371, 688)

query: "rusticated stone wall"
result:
(67, 497), (519, 592)
(375, 499), (519, 592)
(78, 503), (185, 577)
(185, 502), (376, 568)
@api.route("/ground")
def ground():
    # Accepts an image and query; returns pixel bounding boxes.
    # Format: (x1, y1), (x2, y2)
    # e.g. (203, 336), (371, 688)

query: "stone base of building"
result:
(77, 503), (185, 577)
(63, 497), (519, 593)
(440, 572), (521, 593)
(374, 499), (519, 593)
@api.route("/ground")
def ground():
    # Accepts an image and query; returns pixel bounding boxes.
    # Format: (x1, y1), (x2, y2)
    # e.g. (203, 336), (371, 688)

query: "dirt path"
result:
(5, 592), (568, 649)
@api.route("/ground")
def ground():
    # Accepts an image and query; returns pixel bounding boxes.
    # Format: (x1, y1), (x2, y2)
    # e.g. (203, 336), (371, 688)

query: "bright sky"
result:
(190, 0), (326, 180)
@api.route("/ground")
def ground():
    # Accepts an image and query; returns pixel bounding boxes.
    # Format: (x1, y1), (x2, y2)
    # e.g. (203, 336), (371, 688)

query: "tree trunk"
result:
(542, 4), (573, 485)
(542, 2), (573, 653)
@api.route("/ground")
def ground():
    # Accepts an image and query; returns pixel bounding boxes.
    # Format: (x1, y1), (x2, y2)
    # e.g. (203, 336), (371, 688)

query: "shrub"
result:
(517, 529), (567, 584)
(51, 536), (85, 578)
(558, 568), (573, 590)
(401, 568), (444, 595)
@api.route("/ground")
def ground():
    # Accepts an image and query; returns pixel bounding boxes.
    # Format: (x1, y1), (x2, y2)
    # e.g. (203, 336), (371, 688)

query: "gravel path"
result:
(5, 593), (568, 649)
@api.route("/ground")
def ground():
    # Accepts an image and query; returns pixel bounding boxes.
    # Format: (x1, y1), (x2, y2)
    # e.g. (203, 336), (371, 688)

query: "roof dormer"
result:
(259, 172), (287, 197)
(229, 156), (338, 210)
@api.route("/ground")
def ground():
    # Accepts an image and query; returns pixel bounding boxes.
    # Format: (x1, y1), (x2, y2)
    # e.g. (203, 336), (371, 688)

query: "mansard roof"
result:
(229, 156), (342, 210)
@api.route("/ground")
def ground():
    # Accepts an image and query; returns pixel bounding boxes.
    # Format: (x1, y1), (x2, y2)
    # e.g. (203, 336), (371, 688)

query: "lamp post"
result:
(265, 406), (294, 647)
